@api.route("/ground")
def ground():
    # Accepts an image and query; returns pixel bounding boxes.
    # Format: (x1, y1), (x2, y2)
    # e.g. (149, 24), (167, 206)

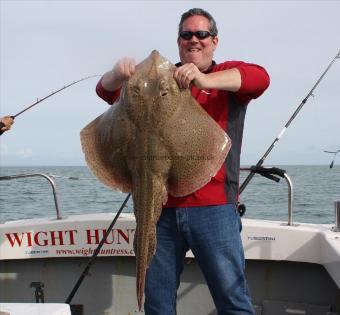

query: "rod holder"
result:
(332, 201), (340, 232)
(283, 173), (293, 226)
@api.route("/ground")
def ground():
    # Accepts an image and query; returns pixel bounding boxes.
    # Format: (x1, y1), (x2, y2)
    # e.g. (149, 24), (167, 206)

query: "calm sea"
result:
(0, 165), (339, 225)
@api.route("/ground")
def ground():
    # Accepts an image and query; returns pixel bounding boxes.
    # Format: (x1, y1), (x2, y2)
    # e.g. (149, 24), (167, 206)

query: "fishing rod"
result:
(239, 49), (340, 194)
(65, 193), (131, 305)
(324, 148), (340, 168)
(0, 74), (101, 136)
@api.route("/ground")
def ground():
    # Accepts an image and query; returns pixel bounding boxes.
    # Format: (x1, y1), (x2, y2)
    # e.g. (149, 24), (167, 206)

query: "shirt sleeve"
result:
(96, 78), (121, 105)
(217, 61), (270, 104)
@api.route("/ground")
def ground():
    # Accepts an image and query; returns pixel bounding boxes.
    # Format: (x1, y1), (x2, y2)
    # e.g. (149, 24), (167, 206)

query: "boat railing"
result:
(0, 173), (62, 220)
(333, 201), (340, 232)
(240, 166), (294, 226)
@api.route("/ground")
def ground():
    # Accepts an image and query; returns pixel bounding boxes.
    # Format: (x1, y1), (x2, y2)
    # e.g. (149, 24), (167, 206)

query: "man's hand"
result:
(174, 63), (241, 92)
(101, 57), (136, 92)
(174, 63), (206, 89)
(112, 57), (136, 82)
(0, 116), (14, 131)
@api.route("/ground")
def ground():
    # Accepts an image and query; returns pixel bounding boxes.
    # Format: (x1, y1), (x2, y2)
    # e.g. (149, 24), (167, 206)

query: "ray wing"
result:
(162, 90), (231, 197)
(80, 99), (134, 193)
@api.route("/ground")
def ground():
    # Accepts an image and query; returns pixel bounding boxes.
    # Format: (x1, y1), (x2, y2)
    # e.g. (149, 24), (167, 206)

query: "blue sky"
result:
(0, 1), (339, 166)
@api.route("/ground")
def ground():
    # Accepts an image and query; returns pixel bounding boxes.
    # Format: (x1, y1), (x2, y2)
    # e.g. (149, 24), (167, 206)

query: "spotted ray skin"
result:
(80, 50), (231, 311)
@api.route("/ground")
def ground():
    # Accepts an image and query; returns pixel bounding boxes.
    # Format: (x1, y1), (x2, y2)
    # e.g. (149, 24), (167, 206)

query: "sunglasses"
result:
(179, 30), (215, 40)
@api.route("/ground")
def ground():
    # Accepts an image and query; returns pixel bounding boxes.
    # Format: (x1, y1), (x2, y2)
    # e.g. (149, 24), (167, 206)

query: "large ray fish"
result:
(80, 50), (231, 310)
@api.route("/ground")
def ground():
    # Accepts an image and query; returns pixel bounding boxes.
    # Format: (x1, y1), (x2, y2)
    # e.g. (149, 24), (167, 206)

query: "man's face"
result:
(178, 15), (218, 72)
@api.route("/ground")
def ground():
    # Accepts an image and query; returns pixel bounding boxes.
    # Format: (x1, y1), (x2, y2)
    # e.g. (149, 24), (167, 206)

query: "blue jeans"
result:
(144, 204), (255, 315)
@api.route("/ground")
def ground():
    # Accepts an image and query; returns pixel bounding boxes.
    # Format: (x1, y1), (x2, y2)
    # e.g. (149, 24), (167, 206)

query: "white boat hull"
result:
(1, 214), (340, 314)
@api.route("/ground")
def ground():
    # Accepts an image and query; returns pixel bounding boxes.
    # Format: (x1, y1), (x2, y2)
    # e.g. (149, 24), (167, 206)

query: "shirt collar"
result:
(175, 61), (216, 73)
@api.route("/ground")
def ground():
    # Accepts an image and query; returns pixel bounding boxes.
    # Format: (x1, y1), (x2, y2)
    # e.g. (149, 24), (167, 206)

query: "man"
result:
(96, 8), (269, 315)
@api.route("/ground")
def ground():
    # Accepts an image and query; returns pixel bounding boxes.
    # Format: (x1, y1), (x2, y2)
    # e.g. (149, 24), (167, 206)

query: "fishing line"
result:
(239, 49), (340, 194)
(0, 74), (101, 135)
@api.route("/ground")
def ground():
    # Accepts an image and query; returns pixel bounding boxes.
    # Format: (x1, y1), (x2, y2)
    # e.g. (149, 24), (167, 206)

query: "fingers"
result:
(173, 63), (200, 89)
(0, 116), (14, 131)
(113, 57), (136, 81)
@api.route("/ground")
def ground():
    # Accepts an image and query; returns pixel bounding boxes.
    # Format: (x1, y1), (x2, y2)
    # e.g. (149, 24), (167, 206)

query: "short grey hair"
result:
(178, 8), (218, 37)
